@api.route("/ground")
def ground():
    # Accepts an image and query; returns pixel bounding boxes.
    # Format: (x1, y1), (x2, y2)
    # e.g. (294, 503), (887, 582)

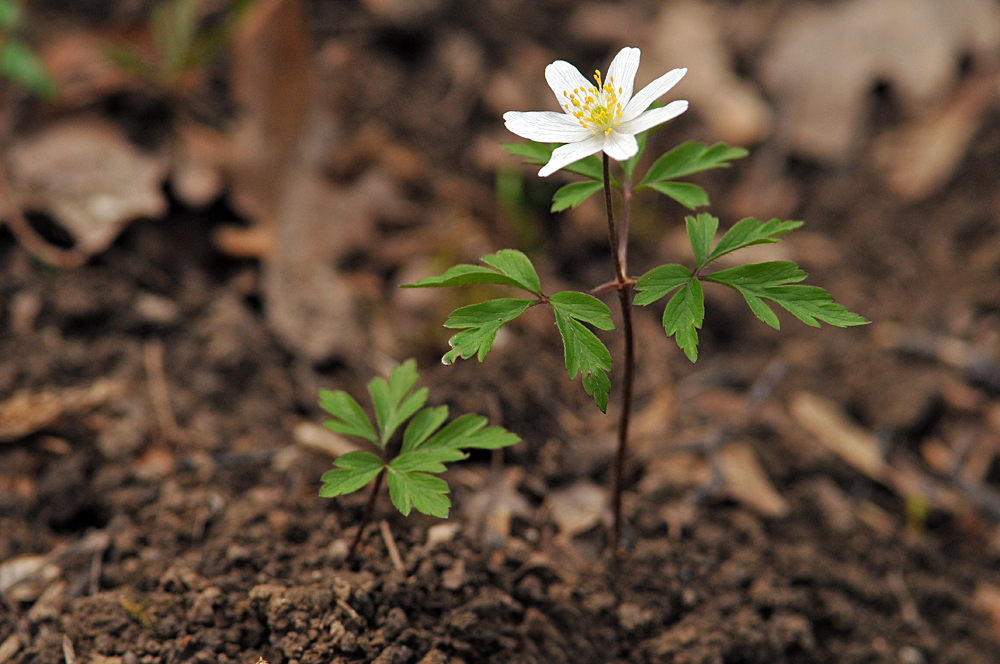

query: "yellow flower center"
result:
(562, 70), (624, 136)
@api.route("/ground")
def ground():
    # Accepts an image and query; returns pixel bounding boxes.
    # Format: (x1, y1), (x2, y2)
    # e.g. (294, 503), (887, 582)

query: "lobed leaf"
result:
(386, 465), (451, 518)
(705, 261), (868, 329)
(403, 249), (542, 295)
(633, 264), (692, 306)
(640, 141), (748, 185)
(502, 141), (604, 181)
(549, 291), (615, 330)
(401, 405), (450, 454)
(705, 218), (803, 265)
(687, 213), (719, 271)
(553, 310), (613, 412)
(319, 451), (384, 498)
(318, 389), (377, 444)
(367, 359), (428, 445)
(645, 182), (709, 210)
(551, 180), (604, 212)
(441, 298), (535, 364)
(421, 413), (521, 451)
(660, 278), (705, 362)
(480, 249), (542, 295)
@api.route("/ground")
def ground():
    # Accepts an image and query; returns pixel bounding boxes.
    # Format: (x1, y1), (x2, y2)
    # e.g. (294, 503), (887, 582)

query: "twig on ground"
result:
(379, 519), (405, 572)
(143, 339), (187, 443)
(0, 156), (89, 269)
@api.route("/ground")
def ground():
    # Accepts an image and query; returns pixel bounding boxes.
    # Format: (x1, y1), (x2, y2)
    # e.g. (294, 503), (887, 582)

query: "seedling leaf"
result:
(318, 389), (377, 444)
(386, 465), (451, 518)
(367, 359), (428, 445)
(421, 413), (521, 451)
(401, 405), (450, 453)
(441, 298), (535, 364)
(551, 181), (605, 212)
(319, 451), (384, 497)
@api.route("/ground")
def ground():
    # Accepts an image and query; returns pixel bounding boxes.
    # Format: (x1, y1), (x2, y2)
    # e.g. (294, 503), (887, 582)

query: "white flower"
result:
(503, 47), (688, 177)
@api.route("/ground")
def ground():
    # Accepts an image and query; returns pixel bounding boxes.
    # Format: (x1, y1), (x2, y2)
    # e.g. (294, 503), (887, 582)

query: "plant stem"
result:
(346, 468), (385, 564)
(603, 154), (635, 554)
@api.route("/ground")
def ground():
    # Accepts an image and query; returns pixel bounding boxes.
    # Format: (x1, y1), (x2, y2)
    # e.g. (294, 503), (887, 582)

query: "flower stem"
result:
(346, 467), (386, 564)
(602, 154), (635, 554)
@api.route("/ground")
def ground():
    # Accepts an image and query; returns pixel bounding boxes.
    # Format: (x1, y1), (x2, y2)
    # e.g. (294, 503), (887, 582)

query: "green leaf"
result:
(1, 39), (56, 99)
(367, 360), (428, 446)
(101, 43), (158, 83)
(479, 249), (542, 295)
(403, 249), (542, 295)
(553, 309), (612, 412)
(633, 264), (692, 306)
(687, 213), (719, 270)
(621, 130), (649, 182)
(549, 291), (615, 330)
(442, 298), (535, 364)
(705, 262), (869, 329)
(391, 450), (461, 474)
(645, 182), (709, 210)
(640, 141), (748, 185)
(401, 405), (450, 453)
(551, 180), (604, 212)
(705, 218), (803, 265)
(318, 389), (378, 444)
(0, 0), (23, 29)
(421, 413), (520, 451)
(661, 278), (705, 362)
(386, 465), (451, 518)
(319, 451), (384, 498)
(502, 141), (604, 181)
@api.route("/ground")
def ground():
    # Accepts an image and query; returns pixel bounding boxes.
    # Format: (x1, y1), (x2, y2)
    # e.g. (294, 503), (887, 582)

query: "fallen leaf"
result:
(647, 0), (772, 145)
(0, 379), (125, 443)
(973, 582), (1000, 636)
(789, 391), (887, 481)
(717, 442), (789, 517)
(761, 0), (1000, 161)
(293, 421), (360, 459)
(545, 481), (609, 537)
(6, 118), (168, 256)
(873, 73), (1000, 200)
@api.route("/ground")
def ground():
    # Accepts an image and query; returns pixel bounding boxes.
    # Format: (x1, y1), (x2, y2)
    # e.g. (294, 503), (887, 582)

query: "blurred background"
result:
(3, 1), (1000, 663)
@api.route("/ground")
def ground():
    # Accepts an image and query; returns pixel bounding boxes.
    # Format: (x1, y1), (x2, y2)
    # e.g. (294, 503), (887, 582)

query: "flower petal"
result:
(602, 130), (638, 161)
(538, 135), (604, 177)
(504, 110), (593, 143)
(546, 60), (595, 108)
(605, 47), (640, 107)
(617, 100), (689, 135)
(620, 68), (687, 123)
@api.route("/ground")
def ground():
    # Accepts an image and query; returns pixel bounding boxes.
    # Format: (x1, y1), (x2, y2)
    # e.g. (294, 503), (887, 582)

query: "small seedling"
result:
(405, 47), (868, 553)
(102, 0), (253, 95)
(317, 359), (520, 561)
(0, 0), (56, 99)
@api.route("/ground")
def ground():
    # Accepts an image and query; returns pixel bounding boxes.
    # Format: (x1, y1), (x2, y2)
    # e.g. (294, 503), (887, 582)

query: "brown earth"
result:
(4, 1), (1000, 663)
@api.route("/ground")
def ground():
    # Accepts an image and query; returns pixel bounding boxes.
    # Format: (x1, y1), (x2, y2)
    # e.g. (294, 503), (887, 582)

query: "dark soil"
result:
(4, 1), (1000, 663)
